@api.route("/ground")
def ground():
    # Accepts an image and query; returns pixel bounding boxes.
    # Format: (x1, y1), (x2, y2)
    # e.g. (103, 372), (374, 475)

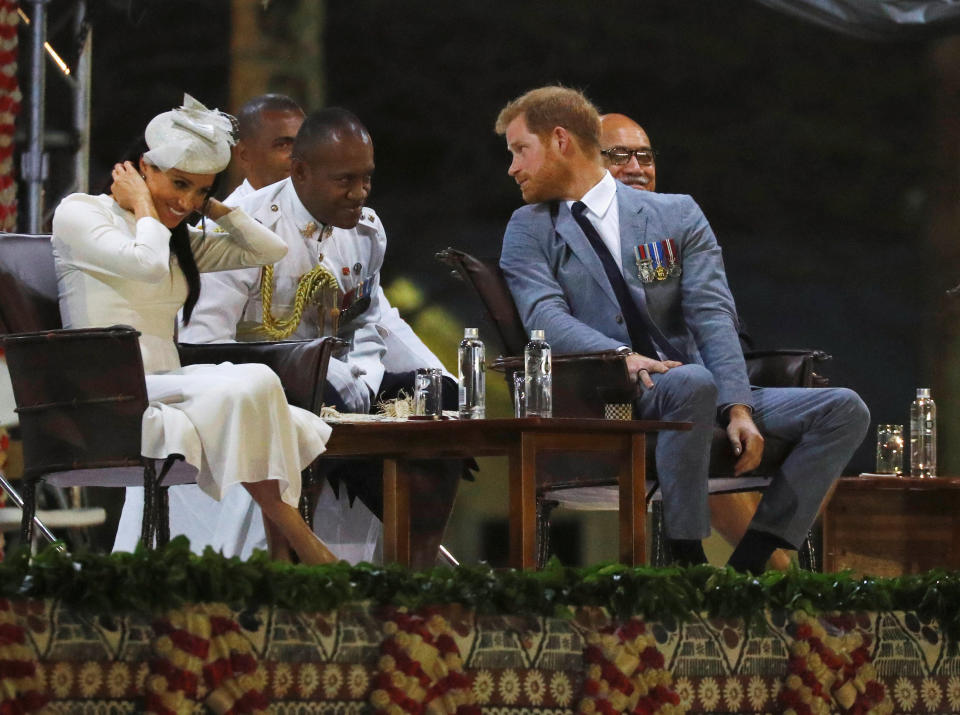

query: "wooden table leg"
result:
(619, 433), (647, 565)
(382, 458), (411, 566)
(508, 432), (538, 569)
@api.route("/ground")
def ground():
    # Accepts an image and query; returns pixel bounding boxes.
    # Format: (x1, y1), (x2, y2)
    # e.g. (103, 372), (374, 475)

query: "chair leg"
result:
(157, 486), (170, 547)
(438, 544), (459, 567)
(1, 473), (61, 550)
(798, 530), (818, 572)
(141, 461), (156, 549)
(651, 500), (667, 567)
(19, 479), (37, 547)
(536, 498), (558, 568)
(154, 456), (179, 549)
(299, 467), (315, 531)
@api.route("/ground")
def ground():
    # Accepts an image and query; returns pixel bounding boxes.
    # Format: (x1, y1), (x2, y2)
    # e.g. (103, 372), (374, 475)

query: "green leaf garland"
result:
(2, 537), (959, 647)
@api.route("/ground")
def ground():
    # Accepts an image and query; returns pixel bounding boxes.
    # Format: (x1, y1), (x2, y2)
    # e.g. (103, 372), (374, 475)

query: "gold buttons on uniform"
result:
(270, 204), (279, 212)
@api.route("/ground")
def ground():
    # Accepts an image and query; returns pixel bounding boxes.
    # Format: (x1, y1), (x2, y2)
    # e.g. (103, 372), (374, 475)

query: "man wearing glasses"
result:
(599, 111), (793, 570)
(496, 86), (870, 573)
(599, 113), (657, 192)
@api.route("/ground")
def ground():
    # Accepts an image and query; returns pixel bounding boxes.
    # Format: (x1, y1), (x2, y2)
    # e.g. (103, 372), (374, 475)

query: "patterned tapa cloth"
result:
(0, 598), (957, 714)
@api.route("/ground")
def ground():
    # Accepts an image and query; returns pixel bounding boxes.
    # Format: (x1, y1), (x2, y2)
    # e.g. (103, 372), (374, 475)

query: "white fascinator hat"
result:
(143, 94), (236, 174)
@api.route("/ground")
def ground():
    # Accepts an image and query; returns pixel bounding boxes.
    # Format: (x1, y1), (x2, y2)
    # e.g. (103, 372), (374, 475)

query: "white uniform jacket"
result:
(220, 179), (446, 375)
(181, 178), (389, 411)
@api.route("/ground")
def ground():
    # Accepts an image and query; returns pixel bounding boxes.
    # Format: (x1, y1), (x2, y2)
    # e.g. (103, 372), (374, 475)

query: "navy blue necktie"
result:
(571, 201), (681, 361)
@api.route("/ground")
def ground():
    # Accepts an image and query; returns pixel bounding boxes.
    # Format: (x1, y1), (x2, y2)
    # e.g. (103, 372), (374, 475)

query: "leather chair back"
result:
(745, 348), (830, 389)
(0, 233), (60, 335)
(3, 327), (148, 480)
(436, 248), (528, 357)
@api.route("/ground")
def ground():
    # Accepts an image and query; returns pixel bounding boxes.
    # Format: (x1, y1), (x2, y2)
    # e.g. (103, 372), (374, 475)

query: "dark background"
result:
(32, 0), (956, 475)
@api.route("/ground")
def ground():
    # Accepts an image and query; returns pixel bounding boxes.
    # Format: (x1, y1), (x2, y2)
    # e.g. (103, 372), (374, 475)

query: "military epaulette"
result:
(357, 209), (379, 230)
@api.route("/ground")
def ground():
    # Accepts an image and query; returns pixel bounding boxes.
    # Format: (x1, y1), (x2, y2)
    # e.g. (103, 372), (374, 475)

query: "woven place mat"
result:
(319, 405), (459, 423)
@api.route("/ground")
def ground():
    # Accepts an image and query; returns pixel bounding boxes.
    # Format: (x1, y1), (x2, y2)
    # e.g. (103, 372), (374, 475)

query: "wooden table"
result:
(323, 417), (689, 569)
(822, 475), (960, 576)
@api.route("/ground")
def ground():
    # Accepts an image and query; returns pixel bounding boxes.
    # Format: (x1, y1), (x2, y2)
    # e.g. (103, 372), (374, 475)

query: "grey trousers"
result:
(635, 364), (870, 547)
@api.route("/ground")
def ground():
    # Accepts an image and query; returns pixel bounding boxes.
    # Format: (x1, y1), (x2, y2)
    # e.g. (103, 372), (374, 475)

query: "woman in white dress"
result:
(51, 95), (337, 565)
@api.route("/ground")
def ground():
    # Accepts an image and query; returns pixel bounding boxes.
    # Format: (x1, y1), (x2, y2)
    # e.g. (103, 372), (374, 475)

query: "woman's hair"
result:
(111, 136), (224, 324)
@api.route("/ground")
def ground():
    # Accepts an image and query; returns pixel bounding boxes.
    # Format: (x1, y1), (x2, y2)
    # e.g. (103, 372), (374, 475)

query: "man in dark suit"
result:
(496, 86), (869, 572)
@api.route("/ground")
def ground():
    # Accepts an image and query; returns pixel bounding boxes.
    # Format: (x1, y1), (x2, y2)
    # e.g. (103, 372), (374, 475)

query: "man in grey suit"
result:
(496, 86), (870, 572)
(599, 111), (790, 571)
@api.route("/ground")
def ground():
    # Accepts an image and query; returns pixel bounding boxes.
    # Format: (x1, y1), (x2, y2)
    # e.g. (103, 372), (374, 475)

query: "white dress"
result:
(51, 193), (331, 510)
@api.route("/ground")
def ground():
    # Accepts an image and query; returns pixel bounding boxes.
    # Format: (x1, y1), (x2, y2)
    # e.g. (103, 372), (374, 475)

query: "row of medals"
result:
(636, 255), (682, 283)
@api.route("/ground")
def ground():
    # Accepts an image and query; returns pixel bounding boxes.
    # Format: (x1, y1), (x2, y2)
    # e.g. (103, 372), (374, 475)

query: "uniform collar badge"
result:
(300, 222), (333, 241)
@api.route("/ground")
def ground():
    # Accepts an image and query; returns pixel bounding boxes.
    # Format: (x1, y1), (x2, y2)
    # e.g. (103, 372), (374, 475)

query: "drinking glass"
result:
(413, 367), (443, 418)
(512, 372), (526, 418)
(875, 424), (904, 476)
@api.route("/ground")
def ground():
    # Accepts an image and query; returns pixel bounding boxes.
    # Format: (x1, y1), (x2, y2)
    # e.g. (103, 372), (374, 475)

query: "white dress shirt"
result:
(566, 171), (622, 272)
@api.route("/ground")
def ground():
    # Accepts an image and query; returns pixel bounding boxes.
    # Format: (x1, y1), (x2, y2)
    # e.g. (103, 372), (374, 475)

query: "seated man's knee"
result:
(663, 364), (717, 403)
(828, 387), (871, 437)
(652, 364), (717, 420)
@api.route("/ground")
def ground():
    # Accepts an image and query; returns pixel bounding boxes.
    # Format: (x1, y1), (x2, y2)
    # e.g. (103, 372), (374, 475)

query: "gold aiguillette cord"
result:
(256, 263), (340, 339)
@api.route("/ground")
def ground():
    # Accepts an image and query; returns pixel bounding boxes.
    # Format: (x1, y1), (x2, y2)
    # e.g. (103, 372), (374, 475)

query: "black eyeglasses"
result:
(601, 148), (656, 166)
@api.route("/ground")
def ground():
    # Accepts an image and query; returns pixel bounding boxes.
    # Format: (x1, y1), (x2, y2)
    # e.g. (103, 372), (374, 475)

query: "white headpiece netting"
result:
(143, 94), (235, 174)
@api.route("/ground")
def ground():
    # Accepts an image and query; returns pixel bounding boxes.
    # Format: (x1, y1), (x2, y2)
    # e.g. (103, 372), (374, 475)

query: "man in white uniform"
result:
(229, 94), (305, 203)
(116, 107), (459, 565)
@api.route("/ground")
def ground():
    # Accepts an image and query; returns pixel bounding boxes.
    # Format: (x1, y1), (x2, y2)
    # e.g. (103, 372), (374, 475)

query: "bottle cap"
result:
(917, 388), (931, 398)
(464, 327), (478, 338)
(530, 329), (545, 340)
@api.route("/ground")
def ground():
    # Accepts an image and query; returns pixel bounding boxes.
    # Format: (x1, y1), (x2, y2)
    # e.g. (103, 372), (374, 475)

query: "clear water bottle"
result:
(910, 388), (937, 477)
(524, 329), (552, 417)
(458, 327), (485, 419)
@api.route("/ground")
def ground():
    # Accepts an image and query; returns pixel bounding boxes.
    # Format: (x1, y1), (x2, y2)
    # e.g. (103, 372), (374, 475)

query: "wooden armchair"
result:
(436, 247), (831, 568)
(0, 232), (342, 548)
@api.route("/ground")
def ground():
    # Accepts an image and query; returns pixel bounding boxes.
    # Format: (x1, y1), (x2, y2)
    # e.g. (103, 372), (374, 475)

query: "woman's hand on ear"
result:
(111, 161), (158, 220)
(202, 197), (232, 221)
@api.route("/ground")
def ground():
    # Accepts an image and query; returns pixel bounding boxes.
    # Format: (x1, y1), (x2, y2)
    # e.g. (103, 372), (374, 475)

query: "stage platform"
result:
(2, 542), (960, 713)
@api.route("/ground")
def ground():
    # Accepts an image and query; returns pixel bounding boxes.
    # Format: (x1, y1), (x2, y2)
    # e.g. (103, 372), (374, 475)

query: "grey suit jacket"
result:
(499, 182), (753, 408)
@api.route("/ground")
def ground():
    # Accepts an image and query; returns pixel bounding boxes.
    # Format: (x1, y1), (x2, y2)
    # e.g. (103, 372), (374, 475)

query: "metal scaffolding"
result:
(20, 0), (91, 234)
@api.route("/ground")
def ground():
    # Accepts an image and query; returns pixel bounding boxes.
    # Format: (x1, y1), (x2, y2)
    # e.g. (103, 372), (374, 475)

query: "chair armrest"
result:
(493, 350), (636, 417)
(744, 348), (832, 388)
(177, 337), (347, 413)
